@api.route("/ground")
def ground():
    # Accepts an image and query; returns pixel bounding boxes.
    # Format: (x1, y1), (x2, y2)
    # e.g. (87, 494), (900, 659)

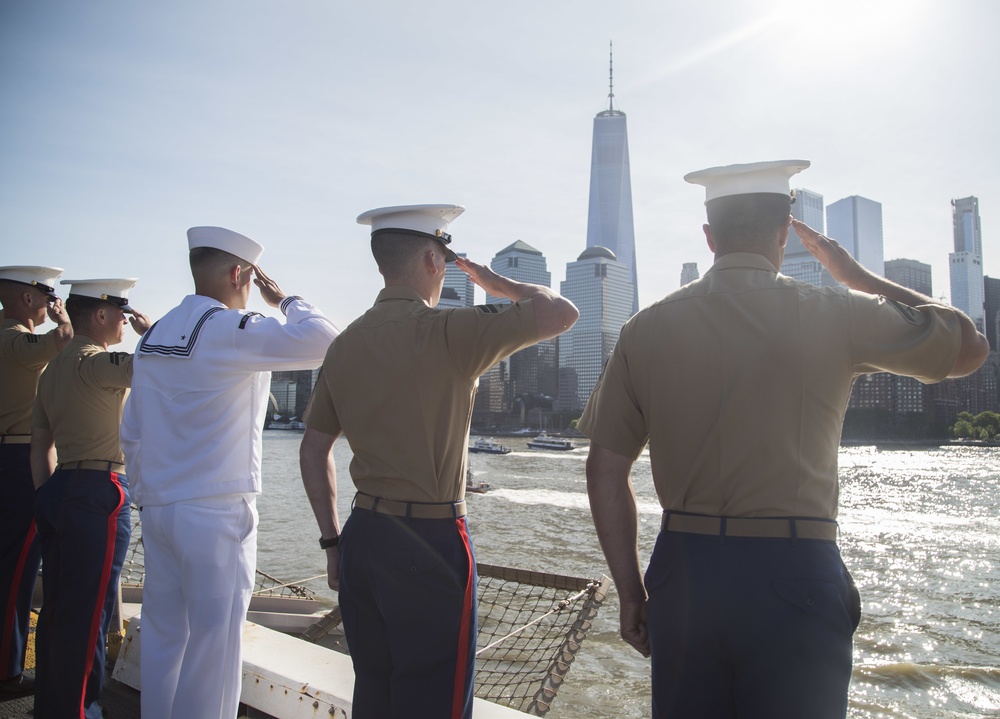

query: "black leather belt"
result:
(56, 460), (125, 473)
(354, 493), (467, 519)
(662, 512), (838, 541)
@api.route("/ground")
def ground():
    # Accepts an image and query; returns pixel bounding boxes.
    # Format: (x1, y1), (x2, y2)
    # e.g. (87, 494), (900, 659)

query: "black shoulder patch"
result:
(475, 304), (501, 314)
(108, 352), (129, 366)
(239, 312), (263, 329)
(25, 334), (39, 344)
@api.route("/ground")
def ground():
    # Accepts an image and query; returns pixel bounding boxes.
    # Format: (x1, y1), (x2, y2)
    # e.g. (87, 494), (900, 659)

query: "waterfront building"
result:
(472, 241), (559, 427)
(826, 195), (885, 277)
(680, 262), (699, 287)
(949, 197), (985, 332)
(436, 252), (474, 309)
(585, 45), (638, 314)
(849, 257), (932, 424)
(885, 259), (932, 298)
(269, 370), (313, 419)
(558, 246), (633, 411)
(985, 276), (1000, 352)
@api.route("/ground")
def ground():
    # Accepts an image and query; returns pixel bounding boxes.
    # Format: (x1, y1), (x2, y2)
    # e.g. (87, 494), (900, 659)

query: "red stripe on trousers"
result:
(451, 517), (475, 719)
(1, 521), (36, 677)
(77, 472), (125, 719)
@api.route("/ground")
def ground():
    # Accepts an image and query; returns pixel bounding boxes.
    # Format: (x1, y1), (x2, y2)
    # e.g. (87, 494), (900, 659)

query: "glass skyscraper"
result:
(585, 50), (638, 314)
(558, 246), (633, 410)
(949, 197), (985, 332)
(826, 195), (884, 277)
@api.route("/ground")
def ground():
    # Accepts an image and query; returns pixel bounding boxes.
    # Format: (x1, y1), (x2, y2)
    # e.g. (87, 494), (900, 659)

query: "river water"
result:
(256, 432), (1000, 718)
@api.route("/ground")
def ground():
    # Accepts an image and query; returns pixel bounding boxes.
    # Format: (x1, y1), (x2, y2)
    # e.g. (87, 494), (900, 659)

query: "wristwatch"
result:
(319, 535), (340, 550)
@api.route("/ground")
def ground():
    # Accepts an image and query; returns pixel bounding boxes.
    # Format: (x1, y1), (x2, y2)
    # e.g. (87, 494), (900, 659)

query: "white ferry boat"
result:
(527, 433), (576, 451)
(469, 437), (512, 455)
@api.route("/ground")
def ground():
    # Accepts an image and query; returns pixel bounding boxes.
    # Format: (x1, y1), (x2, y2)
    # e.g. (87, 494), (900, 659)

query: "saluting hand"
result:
(455, 256), (513, 299)
(793, 219), (871, 292)
(129, 311), (152, 336)
(46, 297), (70, 326)
(252, 265), (286, 309)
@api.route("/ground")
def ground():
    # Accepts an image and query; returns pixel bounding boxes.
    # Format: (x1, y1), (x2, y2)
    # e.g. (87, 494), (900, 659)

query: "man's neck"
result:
(383, 279), (434, 307)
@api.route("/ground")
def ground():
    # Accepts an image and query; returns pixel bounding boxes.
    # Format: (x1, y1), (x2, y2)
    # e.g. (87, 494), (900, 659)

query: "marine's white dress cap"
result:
(187, 226), (265, 265)
(0, 266), (65, 299)
(684, 160), (810, 202)
(61, 278), (138, 312)
(357, 204), (465, 262)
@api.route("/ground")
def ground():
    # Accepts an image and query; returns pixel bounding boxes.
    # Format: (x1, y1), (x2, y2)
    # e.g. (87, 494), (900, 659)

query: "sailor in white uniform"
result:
(121, 226), (337, 719)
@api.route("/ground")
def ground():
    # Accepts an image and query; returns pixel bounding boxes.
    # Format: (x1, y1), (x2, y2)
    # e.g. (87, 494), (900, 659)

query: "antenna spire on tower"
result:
(608, 40), (615, 111)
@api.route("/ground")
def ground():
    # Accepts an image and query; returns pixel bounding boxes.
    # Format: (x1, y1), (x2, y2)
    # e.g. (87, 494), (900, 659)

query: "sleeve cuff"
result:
(280, 296), (304, 315)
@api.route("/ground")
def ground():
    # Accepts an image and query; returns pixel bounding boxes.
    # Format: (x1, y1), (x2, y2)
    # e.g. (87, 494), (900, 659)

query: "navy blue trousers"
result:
(0, 444), (41, 680)
(33, 468), (131, 719)
(645, 531), (859, 719)
(338, 507), (477, 719)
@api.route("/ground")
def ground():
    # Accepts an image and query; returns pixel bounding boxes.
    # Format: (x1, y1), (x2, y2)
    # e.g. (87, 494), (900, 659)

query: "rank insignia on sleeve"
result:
(475, 304), (501, 314)
(26, 335), (39, 344)
(239, 312), (263, 329)
(109, 352), (129, 365)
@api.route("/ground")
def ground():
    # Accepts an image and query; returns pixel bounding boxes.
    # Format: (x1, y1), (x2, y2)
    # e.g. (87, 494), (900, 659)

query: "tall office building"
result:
(827, 195), (884, 277)
(558, 246), (633, 410)
(585, 45), (638, 314)
(984, 276), (1000, 352)
(885, 259), (932, 298)
(780, 188), (835, 286)
(680, 262), (699, 287)
(475, 241), (558, 423)
(436, 252), (474, 309)
(485, 241), (551, 303)
(949, 197), (985, 332)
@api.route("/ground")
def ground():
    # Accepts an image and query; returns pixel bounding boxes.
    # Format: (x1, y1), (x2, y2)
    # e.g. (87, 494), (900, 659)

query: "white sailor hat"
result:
(357, 204), (465, 263)
(187, 226), (264, 266)
(61, 278), (138, 313)
(684, 160), (810, 203)
(0, 266), (64, 300)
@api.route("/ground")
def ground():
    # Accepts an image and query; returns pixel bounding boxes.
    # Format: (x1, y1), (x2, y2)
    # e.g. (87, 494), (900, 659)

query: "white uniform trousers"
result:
(139, 494), (258, 719)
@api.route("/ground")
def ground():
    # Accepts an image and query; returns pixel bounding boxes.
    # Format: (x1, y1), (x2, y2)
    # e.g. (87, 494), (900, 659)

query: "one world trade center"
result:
(585, 43), (638, 314)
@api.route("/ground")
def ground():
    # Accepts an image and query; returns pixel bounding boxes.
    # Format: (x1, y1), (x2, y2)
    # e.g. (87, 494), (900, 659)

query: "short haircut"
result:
(189, 246), (251, 277)
(66, 295), (109, 326)
(706, 193), (792, 252)
(370, 232), (437, 277)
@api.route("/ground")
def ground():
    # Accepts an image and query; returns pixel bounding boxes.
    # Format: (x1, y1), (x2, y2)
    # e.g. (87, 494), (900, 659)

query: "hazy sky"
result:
(2, 0), (997, 349)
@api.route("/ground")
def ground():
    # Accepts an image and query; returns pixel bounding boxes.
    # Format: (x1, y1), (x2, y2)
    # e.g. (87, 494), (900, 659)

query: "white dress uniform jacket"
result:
(121, 294), (338, 505)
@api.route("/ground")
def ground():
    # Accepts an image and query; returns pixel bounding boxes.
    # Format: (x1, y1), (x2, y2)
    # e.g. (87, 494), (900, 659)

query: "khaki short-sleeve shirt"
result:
(579, 253), (962, 520)
(305, 287), (538, 502)
(0, 319), (62, 434)
(33, 335), (133, 465)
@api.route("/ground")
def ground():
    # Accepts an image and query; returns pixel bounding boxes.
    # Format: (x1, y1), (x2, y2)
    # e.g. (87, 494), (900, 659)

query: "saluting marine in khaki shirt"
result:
(580, 252), (963, 521)
(33, 335), (133, 466)
(0, 319), (64, 435)
(305, 286), (539, 503)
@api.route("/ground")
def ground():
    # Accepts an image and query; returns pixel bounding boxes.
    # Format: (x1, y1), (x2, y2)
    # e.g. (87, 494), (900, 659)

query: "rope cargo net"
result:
(121, 514), (611, 716)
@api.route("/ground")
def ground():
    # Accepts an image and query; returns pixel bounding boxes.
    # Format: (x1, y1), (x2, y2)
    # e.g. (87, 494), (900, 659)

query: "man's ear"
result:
(703, 224), (716, 254)
(779, 214), (792, 249)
